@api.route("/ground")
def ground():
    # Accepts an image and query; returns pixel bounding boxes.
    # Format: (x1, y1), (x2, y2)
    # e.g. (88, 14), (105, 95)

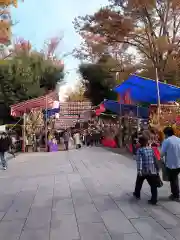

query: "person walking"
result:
(0, 132), (11, 170)
(7, 134), (16, 158)
(63, 131), (70, 151)
(74, 132), (81, 149)
(161, 127), (180, 201)
(133, 136), (160, 205)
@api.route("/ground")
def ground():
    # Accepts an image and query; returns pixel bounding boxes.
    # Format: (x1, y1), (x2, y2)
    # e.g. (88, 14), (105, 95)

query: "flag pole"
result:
(45, 94), (48, 152)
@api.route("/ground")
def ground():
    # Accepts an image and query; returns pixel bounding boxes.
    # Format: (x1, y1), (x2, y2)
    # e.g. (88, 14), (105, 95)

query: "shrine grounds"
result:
(0, 147), (180, 240)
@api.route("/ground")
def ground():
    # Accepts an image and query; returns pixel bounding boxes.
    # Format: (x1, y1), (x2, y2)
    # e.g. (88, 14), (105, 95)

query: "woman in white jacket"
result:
(74, 132), (81, 149)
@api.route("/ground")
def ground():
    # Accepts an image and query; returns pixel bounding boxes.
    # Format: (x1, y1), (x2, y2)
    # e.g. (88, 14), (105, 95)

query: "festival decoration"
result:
(25, 110), (44, 136)
(150, 104), (180, 138)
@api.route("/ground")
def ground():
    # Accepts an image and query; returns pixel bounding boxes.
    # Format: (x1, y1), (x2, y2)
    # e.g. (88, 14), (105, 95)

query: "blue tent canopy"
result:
(43, 107), (60, 119)
(113, 75), (180, 104)
(103, 100), (149, 119)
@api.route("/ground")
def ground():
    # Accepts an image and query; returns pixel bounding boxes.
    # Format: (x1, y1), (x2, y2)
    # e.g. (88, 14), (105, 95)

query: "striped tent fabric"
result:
(10, 91), (58, 117)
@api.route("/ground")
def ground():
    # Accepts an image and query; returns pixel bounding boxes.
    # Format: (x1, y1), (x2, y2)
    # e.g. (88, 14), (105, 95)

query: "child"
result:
(133, 136), (159, 205)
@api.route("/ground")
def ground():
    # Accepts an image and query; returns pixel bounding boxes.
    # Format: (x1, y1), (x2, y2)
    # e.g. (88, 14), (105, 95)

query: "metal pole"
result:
(23, 113), (26, 153)
(45, 95), (48, 152)
(136, 105), (140, 131)
(155, 68), (161, 124)
(116, 72), (122, 147)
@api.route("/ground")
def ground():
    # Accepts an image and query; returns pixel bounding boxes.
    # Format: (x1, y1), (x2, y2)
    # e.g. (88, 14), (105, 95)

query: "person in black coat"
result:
(0, 132), (11, 170)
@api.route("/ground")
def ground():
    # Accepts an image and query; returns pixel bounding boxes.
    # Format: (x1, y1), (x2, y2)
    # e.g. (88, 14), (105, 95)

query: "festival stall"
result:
(114, 74), (180, 143)
(10, 91), (59, 152)
(102, 100), (149, 147)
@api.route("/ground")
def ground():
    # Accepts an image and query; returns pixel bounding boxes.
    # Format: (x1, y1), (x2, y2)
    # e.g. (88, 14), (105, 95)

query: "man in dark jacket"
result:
(0, 133), (10, 170)
(63, 131), (70, 151)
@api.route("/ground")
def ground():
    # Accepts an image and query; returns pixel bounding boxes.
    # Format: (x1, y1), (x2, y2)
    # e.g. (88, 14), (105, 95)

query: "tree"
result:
(0, 51), (64, 106)
(0, 37), (64, 123)
(79, 54), (118, 105)
(74, 0), (180, 84)
(1, 37), (64, 103)
(73, 32), (109, 62)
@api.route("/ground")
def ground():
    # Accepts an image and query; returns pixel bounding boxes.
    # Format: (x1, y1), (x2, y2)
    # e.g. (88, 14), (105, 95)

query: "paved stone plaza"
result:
(0, 147), (180, 240)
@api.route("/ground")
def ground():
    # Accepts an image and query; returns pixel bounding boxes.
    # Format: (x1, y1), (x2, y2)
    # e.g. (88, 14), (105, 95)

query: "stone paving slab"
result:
(166, 228), (180, 240)
(0, 219), (25, 240)
(75, 203), (102, 223)
(101, 209), (137, 236)
(131, 217), (175, 240)
(20, 227), (50, 240)
(0, 148), (179, 240)
(147, 205), (180, 229)
(115, 200), (149, 219)
(78, 222), (111, 240)
(50, 214), (80, 240)
(52, 198), (74, 217)
(3, 188), (37, 221)
(122, 233), (143, 240)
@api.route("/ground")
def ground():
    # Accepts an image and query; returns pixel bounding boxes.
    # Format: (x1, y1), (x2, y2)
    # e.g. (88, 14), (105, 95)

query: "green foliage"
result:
(79, 54), (117, 105)
(0, 52), (64, 107)
(0, 51), (64, 124)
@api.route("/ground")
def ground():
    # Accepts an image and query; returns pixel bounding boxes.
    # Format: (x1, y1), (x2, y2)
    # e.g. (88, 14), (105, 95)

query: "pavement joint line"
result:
(0, 148), (179, 240)
(108, 193), (139, 234)
(49, 175), (55, 240)
(139, 190), (180, 219)
(67, 173), (81, 240)
(125, 192), (178, 239)
(1, 188), (25, 222)
(17, 185), (39, 240)
(71, 149), (179, 240)
(129, 217), (177, 240)
(69, 152), (113, 240)
(0, 172), (69, 182)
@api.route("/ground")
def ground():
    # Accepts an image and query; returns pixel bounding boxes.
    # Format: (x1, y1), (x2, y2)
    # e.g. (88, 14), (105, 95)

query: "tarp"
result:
(103, 100), (149, 119)
(43, 108), (60, 118)
(10, 91), (58, 117)
(114, 75), (180, 103)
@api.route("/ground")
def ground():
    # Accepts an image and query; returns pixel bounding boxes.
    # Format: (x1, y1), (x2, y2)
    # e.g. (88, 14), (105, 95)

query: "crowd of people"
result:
(133, 126), (180, 205)
(1, 121), (180, 206)
(47, 128), (103, 152)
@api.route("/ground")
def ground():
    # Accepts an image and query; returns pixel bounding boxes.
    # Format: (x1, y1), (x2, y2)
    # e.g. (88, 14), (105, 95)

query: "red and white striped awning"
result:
(10, 91), (58, 117)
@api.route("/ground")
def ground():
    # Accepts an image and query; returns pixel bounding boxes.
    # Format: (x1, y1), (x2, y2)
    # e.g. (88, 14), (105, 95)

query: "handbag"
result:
(153, 152), (163, 187)
(161, 160), (169, 182)
(155, 174), (163, 188)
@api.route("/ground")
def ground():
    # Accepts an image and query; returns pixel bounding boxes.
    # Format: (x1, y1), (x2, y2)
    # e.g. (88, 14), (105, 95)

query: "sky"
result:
(11, 0), (109, 99)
